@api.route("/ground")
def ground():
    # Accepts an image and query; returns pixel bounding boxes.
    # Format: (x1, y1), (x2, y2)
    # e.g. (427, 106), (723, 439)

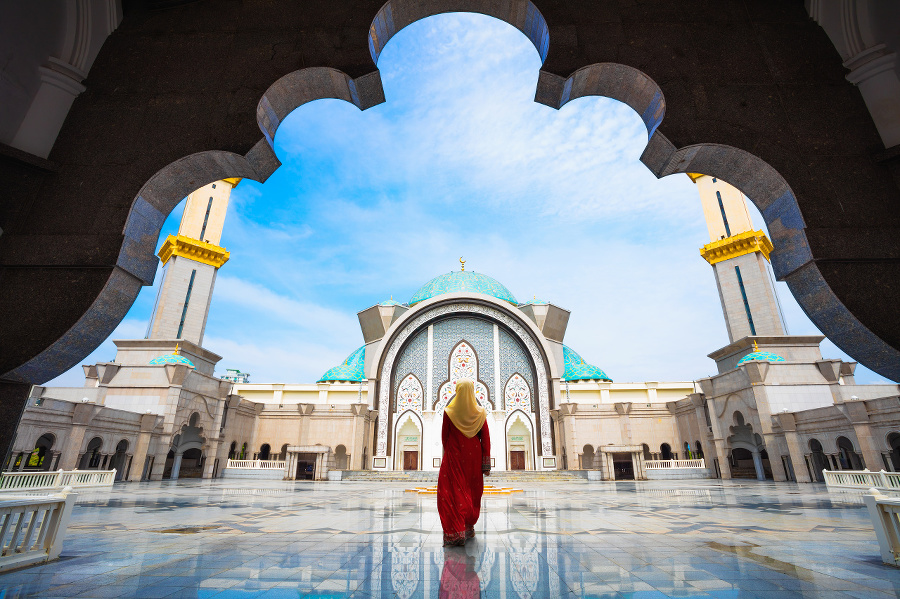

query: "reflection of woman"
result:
(439, 547), (480, 598)
(438, 378), (491, 546)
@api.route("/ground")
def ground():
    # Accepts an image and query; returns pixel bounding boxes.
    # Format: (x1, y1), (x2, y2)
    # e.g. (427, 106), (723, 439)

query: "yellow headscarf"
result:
(444, 378), (486, 438)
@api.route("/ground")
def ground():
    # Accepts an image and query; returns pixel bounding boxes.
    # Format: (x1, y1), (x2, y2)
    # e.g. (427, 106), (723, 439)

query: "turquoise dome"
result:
(736, 351), (785, 367)
(409, 271), (517, 306)
(379, 298), (403, 306)
(318, 346), (366, 383)
(562, 345), (611, 382)
(149, 353), (195, 368)
(521, 298), (549, 306)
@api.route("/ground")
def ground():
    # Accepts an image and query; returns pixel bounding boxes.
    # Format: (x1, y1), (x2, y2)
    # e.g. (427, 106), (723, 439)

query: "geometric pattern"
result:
(436, 342), (491, 414)
(149, 352), (195, 367)
(504, 373), (531, 411)
(317, 345), (366, 382)
(431, 317), (494, 407)
(561, 345), (611, 382)
(736, 351), (785, 367)
(396, 375), (423, 415)
(499, 328), (534, 410)
(393, 329), (428, 400)
(408, 270), (517, 306)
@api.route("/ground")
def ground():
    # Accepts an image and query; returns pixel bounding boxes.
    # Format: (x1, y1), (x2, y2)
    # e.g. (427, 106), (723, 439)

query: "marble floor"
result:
(0, 478), (897, 598)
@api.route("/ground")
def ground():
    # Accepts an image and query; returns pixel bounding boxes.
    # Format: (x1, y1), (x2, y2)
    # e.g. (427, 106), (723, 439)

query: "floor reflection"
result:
(1, 479), (899, 598)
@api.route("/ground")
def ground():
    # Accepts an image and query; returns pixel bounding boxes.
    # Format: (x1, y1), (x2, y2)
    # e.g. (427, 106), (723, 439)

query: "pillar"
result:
(781, 433), (811, 483)
(0, 381), (30, 471)
(58, 426), (87, 471)
(128, 413), (158, 482)
(170, 452), (183, 480)
(714, 440), (731, 479)
(349, 404), (368, 470)
(751, 450), (765, 481)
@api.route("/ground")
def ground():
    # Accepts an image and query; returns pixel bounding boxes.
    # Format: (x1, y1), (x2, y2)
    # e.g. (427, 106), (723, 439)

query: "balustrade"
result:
(644, 459), (706, 469)
(824, 469), (900, 491)
(0, 470), (116, 492)
(225, 460), (286, 470)
(0, 487), (76, 572)
(864, 491), (900, 566)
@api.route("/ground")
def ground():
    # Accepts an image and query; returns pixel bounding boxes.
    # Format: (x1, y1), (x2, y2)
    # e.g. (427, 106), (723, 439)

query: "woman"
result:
(437, 378), (491, 546)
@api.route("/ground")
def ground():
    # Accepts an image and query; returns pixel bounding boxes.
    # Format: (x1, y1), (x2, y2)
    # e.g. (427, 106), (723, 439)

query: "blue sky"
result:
(49, 13), (885, 387)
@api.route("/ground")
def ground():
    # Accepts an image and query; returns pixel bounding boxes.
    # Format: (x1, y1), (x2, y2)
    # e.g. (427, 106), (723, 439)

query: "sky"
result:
(48, 13), (886, 387)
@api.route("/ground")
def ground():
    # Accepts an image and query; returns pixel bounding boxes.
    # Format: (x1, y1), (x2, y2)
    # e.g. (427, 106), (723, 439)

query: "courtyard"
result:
(0, 479), (896, 598)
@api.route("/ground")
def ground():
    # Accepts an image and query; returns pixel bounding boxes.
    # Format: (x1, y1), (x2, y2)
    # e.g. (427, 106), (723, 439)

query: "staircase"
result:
(339, 470), (586, 483)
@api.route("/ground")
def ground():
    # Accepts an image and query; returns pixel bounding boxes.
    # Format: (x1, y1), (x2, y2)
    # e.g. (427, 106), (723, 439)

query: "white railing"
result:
(0, 470), (116, 492)
(645, 459), (706, 469)
(0, 487), (76, 572)
(824, 469), (900, 491)
(864, 490), (900, 566)
(226, 460), (286, 470)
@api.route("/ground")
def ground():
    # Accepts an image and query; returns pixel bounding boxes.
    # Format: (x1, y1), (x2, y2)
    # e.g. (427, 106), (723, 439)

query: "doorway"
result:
(403, 451), (418, 471)
(510, 451), (526, 470)
(612, 453), (634, 480)
(295, 452), (316, 480)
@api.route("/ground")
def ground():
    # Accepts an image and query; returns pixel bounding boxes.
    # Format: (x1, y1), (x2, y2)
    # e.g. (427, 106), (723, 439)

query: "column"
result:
(751, 450), (765, 481)
(170, 452), (184, 480)
(58, 425), (88, 471)
(781, 432), (811, 483)
(714, 440), (731, 479)
(763, 434), (788, 482)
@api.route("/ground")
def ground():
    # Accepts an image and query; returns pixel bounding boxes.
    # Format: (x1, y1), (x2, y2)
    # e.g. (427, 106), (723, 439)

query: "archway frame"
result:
(6, 0), (899, 386)
(393, 409), (424, 471)
(505, 408), (536, 471)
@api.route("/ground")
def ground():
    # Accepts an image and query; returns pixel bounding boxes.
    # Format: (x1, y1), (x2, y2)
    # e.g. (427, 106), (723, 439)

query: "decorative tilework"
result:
(396, 375), (423, 414)
(435, 342), (492, 415)
(498, 329), (535, 411)
(562, 345), (611, 382)
(318, 345), (366, 382)
(392, 329), (428, 401)
(377, 303), (551, 457)
(431, 318), (494, 408)
(149, 353), (195, 367)
(504, 374), (531, 411)
(408, 271), (517, 306)
(736, 351), (786, 367)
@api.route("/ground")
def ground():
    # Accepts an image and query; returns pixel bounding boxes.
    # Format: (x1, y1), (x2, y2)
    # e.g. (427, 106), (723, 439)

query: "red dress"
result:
(437, 413), (491, 545)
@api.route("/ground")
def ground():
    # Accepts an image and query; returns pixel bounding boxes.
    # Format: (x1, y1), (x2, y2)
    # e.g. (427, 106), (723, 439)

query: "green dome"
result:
(736, 351), (785, 367)
(409, 271), (517, 306)
(318, 346), (366, 383)
(562, 345), (611, 382)
(149, 353), (194, 368)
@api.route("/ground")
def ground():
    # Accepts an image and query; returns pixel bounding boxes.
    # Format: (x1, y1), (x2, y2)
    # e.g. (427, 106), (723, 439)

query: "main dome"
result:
(408, 271), (517, 306)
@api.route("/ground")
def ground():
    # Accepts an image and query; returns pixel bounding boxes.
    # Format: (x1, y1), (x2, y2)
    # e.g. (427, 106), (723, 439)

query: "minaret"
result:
(146, 178), (240, 345)
(690, 174), (786, 342)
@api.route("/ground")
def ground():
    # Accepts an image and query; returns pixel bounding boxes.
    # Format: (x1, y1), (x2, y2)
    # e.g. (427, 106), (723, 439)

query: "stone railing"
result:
(0, 470), (116, 492)
(0, 487), (77, 572)
(225, 460), (286, 469)
(824, 469), (900, 491)
(864, 490), (900, 566)
(645, 459), (706, 469)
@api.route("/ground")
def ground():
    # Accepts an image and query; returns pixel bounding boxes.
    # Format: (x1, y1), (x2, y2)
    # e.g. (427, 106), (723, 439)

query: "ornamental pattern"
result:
(504, 373), (531, 411)
(735, 351), (785, 367)
(408, 270), (517, 306)
(392, 328), (427, 400)
(377, 303), (551, 457)
(498, 329), (535, 411)
(436, 342), (491, 415)
(396, 375), (423, 414)
(561, 344), (611, 382)
(431, 317), (494, 408)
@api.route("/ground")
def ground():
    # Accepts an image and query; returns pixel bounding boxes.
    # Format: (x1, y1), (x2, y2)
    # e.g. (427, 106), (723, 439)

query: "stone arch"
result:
(394, 410), (423, 471)
(334, 444), (349, 470)
(836, 435), (864, 470)
(259, 443), (271, 461)
(505, 409), (534, 471)
(435, 339), (492, 411)
(372, 299), (555, 461)
(7, 2), (900, 390)
(80, 436), (104, 469)
(660, 443), (673, 460)
(887, 432), (900, 471)
(581, 444), (595, 470)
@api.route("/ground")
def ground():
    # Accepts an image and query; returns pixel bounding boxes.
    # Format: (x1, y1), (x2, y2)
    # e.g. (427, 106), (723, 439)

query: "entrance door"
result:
(510, 451), (526, 470)
(403, 451), (418, 471)
(612, 452), (634, 480)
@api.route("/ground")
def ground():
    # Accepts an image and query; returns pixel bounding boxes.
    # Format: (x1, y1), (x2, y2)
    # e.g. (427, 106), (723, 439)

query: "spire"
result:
(459, 257), (466, 271)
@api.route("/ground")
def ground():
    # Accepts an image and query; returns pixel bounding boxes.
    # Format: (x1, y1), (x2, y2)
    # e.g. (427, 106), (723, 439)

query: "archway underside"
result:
(2, 0), (899, 387)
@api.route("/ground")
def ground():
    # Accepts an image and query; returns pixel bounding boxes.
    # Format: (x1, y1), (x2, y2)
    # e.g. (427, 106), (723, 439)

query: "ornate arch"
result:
(434, 340), (492, 412)
(395, 373), (424, 415)
(504, 372), (531, 412)
(376, 301), (552, 459)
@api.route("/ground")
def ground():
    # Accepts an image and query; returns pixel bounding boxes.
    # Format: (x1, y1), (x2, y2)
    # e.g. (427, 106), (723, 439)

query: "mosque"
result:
(7, 176), (900, 485)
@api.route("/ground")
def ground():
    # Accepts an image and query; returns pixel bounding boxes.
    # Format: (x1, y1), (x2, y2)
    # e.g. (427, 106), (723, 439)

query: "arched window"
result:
(189, 412), (200, 427)
(660, 443), (672, 460)
(888, 433), (900, 471)
(581, 444), (595, 470)
(808, 438), (828, 481)
(694, 441), (704, 459)
(228, 441), (237, 460)
(836, 436), (863, 470)
(684, 442), (692, 459)
(259, 444), (271, 461)
(85, 437), (103, 469)
(27, 433), (56, 470)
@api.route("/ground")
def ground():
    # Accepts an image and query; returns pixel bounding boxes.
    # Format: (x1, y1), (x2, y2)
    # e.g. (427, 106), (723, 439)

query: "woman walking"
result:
(437, 378), (491, 546)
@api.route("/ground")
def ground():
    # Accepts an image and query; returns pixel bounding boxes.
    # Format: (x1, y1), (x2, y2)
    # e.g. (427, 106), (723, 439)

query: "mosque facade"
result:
(7, 177), (900, 483)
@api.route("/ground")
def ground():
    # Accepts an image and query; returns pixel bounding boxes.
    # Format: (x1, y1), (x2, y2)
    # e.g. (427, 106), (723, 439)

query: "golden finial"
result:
(459, 257), (466, 271)
(174, 343), (181, 355)
(752, 340), (759, 353)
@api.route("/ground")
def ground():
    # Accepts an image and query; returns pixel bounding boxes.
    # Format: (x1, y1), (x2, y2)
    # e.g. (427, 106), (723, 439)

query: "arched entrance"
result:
(165, 412), (206, 479)
(581, 444), (595, 470)
(888, 433), (900, 471)
(506, 411), (534, 471)
(334, 444), (349, 470)
(660, 443), (673, 460)
(112, 439), (130, 481)
(80, 437), (104, 469)
(258, 443), (271, 461)
(26, 433), (56, 471)
(394, 411), (422, 471)
(837, 436), (864, 470)
(808, 438), (828, 482)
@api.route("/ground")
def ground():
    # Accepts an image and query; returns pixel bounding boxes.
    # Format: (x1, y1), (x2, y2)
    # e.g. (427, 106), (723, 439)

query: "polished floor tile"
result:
(0, 479), (896, 598)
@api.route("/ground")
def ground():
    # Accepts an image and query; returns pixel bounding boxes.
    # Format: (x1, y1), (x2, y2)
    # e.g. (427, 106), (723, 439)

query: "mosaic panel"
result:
(499, 328), (535, 411)
(504, 373), (531, 412)
(431, 317), (494, 408)
(396, 375), (422, 415)
(435, 342), (491, 415)
(392, 328), (428, 404)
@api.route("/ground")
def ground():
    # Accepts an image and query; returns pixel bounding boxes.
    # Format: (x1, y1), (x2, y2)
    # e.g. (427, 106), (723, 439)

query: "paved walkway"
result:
(0, 478), (897, 598)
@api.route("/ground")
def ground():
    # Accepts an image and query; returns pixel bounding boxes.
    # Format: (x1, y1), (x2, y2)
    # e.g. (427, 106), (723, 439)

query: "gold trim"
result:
(686, 172), (706, 182)
(222, 177), (242, 188)
(699, 230), (774, 265)
(158, 234), (230, 268)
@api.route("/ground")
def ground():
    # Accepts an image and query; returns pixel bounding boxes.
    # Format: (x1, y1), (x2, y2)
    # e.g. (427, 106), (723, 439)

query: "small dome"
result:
(149, 353), (195, 367)
(379, 298), (403, 307)
(318, 346), (366, 383)
(736, 351), (785, 367)
(409, 271), (517, 306)
(562, 345), (611, 382)
(520, 298), (549, 306)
